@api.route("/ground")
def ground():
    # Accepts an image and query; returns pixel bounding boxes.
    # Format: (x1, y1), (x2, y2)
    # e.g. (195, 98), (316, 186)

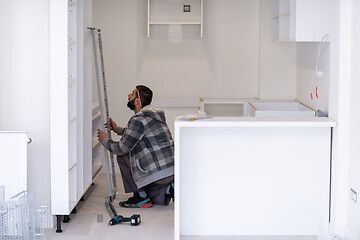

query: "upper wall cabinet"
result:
(147, 0), (203, 38)
(272, 0), (330, 42)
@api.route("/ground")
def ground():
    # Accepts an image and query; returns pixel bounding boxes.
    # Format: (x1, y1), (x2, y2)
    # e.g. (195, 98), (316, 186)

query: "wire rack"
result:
(0, 186), (50, 240)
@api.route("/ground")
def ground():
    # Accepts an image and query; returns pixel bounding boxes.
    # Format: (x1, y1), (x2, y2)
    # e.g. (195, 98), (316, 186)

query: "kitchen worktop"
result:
(175, 116), (336, 127)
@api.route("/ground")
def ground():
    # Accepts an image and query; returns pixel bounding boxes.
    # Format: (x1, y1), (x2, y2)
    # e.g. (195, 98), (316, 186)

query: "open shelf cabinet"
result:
(147, 0), (203, 38)
(50, 0), (93, 230)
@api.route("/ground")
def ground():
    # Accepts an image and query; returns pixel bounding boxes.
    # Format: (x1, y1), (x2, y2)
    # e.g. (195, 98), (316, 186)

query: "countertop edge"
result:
(174, 117), (336, 128)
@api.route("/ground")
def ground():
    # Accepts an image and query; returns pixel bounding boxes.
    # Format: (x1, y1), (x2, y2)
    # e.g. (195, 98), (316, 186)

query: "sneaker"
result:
(119, 192), (152, 208)
(165, 182), (175, 204)
(170, 182), (174, 202)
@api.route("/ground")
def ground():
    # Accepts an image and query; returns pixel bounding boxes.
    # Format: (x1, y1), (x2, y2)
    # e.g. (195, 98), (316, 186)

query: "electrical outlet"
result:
(316, 71), (323, 77)
(183, 5), (191, 12)
(350, 188), (357, 203)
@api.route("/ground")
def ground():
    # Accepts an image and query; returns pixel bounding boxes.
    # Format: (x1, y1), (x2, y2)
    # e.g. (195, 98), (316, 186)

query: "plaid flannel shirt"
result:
(101, 105), (174, 188)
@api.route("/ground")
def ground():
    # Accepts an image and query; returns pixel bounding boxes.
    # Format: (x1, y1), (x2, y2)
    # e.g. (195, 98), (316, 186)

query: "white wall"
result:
(296, 42), (330, 113)
(92, 0), (148, 127)
(328, 0), (353, 238)
(346, 0), (360, 238)
(92, 0), (297, 128)
(259, 0), (296, 100)
(0, 0), (51, 221)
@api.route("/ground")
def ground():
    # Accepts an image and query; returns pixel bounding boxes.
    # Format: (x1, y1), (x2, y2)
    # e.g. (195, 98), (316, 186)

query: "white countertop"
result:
(175, 116), (336, 127)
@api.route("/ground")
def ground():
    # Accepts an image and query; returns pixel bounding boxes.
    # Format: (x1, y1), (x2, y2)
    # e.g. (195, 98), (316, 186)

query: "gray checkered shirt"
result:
(101, 105), (174, 188)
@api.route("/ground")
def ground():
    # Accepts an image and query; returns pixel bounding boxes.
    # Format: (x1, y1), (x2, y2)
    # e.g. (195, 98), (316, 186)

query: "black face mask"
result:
(127, 98), (135, 110)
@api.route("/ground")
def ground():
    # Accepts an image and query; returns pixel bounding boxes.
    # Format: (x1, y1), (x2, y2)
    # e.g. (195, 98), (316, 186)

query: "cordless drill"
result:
(109, 214), (141, 226)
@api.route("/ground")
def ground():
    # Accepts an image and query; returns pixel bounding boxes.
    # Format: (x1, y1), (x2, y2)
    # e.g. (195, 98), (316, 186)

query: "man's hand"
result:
(97, 129), (109, 143)
(105, 118), (119, 133)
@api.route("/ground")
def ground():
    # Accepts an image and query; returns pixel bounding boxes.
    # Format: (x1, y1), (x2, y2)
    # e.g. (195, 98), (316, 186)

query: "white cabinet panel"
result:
(175, 120), (333, 238)
(92, 102), (103, 178)
(249, 100), (315, 117)
(50, 0), (92, 222)
(272, 0), (330, 42)
(0, 132), (29, 201)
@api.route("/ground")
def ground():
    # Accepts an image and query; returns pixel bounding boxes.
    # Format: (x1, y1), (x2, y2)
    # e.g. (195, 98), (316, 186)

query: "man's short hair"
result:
(136, 85), (153, 107)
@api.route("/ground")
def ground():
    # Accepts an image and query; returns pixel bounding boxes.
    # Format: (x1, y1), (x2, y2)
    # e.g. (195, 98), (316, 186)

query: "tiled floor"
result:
(50, 173), (318, 240)
(51, 173), (174, 240)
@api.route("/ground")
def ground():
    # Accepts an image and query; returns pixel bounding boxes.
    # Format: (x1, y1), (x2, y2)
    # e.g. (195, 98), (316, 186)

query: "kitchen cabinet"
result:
(174, 117), (335, 238)
(272, 0), (330, 42)
(147, 0), (203, 38)
(50, 0), (92, 232)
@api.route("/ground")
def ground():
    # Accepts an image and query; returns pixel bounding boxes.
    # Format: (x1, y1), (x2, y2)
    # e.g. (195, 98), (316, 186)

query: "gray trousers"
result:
(117, 154), (174, 205)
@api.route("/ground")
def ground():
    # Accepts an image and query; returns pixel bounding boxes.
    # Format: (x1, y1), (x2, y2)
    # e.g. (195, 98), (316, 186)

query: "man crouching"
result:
(97, 85), (174, 208)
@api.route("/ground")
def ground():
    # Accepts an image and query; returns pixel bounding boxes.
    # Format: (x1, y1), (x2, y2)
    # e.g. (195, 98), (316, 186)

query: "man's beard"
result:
(127, 99), (135, 110)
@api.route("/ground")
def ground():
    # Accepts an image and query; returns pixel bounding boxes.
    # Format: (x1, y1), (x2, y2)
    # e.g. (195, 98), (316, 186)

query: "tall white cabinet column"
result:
(50, 0), (92, 233)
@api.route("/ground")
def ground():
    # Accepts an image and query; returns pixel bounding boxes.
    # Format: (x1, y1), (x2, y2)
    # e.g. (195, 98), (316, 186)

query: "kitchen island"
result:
(174, 116), (335, 239)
